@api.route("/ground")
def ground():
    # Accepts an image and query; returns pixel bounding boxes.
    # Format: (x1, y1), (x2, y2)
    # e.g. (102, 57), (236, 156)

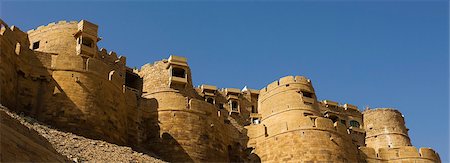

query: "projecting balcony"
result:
(76, 44), (96, 57)
(169, 76), (187, 85)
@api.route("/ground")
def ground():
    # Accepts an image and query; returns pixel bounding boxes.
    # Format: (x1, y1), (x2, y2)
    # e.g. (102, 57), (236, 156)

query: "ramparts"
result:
(0, 19), (441, 163)
(359, 146), (441, 162)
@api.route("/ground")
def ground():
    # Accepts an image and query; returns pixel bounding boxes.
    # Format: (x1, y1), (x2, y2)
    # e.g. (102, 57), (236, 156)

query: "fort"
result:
(0, 19), (441, 162)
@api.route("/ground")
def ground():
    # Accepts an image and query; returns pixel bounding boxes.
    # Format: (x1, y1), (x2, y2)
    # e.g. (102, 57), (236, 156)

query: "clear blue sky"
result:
(2, 1), (448, 161)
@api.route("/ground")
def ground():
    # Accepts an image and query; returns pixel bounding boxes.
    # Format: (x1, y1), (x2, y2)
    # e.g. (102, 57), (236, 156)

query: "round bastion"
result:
(253, 76), (360, 162)
(363, 108), (412, 151)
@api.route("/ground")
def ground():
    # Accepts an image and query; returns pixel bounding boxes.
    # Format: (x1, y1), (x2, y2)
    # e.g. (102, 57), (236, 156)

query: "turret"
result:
(248, 76), (360, 162)
(258, 75), (320, 122)
(74, 20), (99, 58)
(363, 108), (412, 150)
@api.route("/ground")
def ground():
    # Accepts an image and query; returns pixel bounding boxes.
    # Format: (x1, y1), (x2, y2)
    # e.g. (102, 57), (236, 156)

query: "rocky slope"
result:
(0, 105), (165, 162)
(0, 108), (68, 162)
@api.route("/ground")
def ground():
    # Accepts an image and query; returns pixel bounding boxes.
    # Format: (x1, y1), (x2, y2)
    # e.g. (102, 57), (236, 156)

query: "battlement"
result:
(27, 20), (78, 34)
(98, 48), (126, 66)
(260, 76), (312, 96)
(359, 146), (440, 162)
(1, 19), (441, 163)
(363, 107), (402, 115)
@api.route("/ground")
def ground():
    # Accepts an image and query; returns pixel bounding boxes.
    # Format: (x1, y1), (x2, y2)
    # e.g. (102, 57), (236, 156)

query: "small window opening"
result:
(125, 71), (142, 91)
(329, 115), (339, 123)
(32, 41), (40, 50)
(349, 120), (360, 128)
(304, 112), (313, 116)
(231, 101), (239, 112)
(252, 118), (260, 124)
(81, 37), (94, 48)
(219, 103), (224, 109)
(251, 105), (257, 113)
(206, 97), (214, 104)
(301, 91), (313, 98)
(172, 67), (186, 78)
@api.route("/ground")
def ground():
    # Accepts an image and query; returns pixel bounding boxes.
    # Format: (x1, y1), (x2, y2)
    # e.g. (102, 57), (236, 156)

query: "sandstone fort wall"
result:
(364, 108), (412, 151)
(0, 19), (441, 163)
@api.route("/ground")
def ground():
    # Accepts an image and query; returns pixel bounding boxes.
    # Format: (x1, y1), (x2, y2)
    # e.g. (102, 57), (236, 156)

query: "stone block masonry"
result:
(0, 19), (441, 162)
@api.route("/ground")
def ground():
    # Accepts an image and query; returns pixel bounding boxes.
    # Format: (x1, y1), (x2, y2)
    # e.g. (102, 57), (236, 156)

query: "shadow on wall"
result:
(139, 98), (194, 162)
(0, 31), (122, 147)
(12, 56), (104, 144)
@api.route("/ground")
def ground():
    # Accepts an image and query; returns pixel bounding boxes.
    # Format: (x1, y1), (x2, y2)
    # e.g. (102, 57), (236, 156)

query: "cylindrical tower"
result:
(258, 75), (320, 122)
(27, 21), (78, 56)
(138, 56), (231, 162)
(363, 108), (412, 150)
(252, 76), (359, 162)
(25, 20), (128, 145)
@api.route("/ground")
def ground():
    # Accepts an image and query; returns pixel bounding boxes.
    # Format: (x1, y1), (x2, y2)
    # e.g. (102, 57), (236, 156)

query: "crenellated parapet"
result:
(258, 76), (320, 122)
(27, 20), (79, 56)
(259, 75), (312, 97)
(26, 20), (78, 34)
(359, 146), (441, 162)
(1, 19), (441, 163)
(98, 48), (127, 67)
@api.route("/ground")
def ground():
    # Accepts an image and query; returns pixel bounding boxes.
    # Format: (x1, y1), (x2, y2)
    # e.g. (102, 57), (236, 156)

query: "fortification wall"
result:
(318, 100), (365, 147)
(359, 146), (441, 163)
(138, 59), (247, 162)
(248, 76), (360, 162)
(0, 20), (53, 116)
(139, 61), (170, 93)
(363, 108), (412, 151)
(258, 75), (320, 121)
(1, 19), (442, 163)
(248, 116), (360, 162)
(139, 91), (233, 162)
(44, 70), (128, 144)
(0, 19), (132, 145)
(0, 20), (20, 108)
(27, 21), (78, 56)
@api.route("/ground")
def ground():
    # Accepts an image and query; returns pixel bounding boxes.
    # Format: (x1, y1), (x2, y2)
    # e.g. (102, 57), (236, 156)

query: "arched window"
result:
(350, 120), (360, 128)
(172, 67), (186, 78)
(231, 101), (239, 112)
